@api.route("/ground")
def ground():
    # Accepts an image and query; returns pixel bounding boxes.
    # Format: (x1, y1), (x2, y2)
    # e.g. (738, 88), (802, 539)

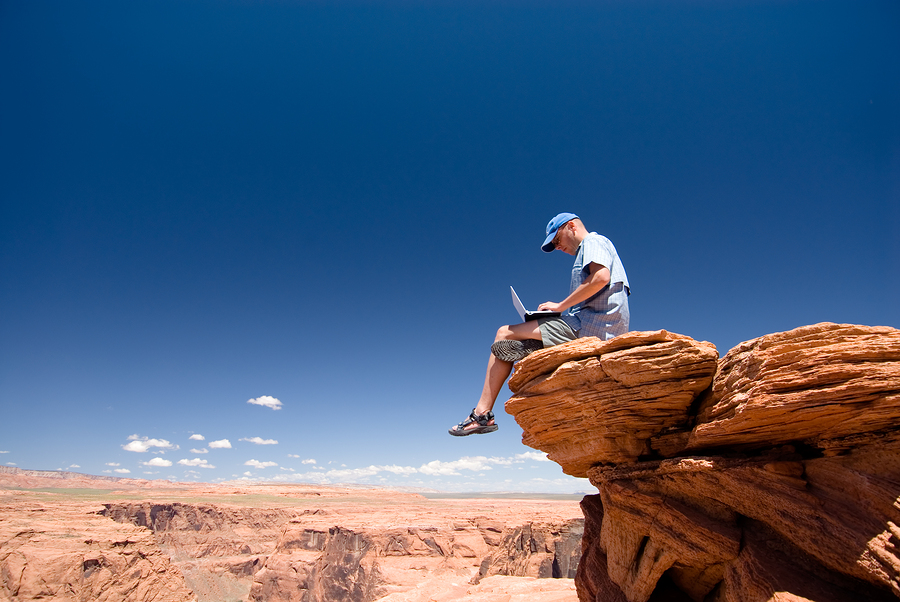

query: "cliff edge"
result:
(506, 322), (900, 602)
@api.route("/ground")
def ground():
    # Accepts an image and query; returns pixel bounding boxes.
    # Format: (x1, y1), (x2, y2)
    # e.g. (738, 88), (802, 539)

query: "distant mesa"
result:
(506, 322), (900, 601)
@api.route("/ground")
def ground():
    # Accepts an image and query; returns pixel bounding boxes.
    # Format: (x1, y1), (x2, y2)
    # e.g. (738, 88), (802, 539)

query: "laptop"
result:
(510, 286), (561, 322)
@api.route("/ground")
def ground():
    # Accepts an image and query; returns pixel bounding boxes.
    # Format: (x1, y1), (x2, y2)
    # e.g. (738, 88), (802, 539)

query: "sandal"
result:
(449, 409), (499, 437)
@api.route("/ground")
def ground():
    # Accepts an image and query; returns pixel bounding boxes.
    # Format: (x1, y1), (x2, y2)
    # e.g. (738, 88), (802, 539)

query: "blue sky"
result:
(1, 0), (897, 493)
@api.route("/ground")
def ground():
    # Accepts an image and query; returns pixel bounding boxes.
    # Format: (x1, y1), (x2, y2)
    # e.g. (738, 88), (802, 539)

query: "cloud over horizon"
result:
(245, 459), (278, 469)
(123, 435), (178, 453)
(240, 437), (278, 445)
(209, 439), (232, 449)
(178, 458), (215, 469)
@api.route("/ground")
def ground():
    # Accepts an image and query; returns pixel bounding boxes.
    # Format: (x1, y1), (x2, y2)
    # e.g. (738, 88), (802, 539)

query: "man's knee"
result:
(494, 325), (515, 342)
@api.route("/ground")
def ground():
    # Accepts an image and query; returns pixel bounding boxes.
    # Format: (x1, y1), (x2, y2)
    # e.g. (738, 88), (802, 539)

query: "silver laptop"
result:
(510, 286), (561, 322)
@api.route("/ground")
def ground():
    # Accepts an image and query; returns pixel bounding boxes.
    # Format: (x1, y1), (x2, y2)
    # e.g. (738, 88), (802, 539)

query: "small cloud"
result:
(301, 459), (317, 465)
(189, 434), (205, 441)
(68, 464), (80, 469)
(243, 471), (253, 477)
(178, 458), (215, 469)
(6, 462), (16, 466)
(114, 468), (131, 474)
(247, 395), (282, 411)
(516, 451), (550, 462)
(287, 454), (300, 458)
(190, 448), (208, 454)
(245, 459), (278, 469)
(105, 462), (120, 467)
(240, 437), (278, 445)
(142, 458), (173, 467)
(280, 467), (296, 472)
(123, 435), (178, 453)
(209, 439), (232, 449)
(0, 451), (9, 454)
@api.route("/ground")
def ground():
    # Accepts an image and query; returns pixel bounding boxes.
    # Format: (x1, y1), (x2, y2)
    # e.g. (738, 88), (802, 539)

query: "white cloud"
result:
(418, 456), (495, 476)
(105, 462), (120, 466)
(190, 448), (208, 454)
(209, 439), (232, 449)
(178, 458), (215, 469)
(6, 462), (16, 466)
(287, 454), (300, 458)
(245, 459), (278, 469)
(68, 464), (81, 469)
(516, 451), (550, 462)
(381, 465), (417, 475)
(325, 466), (381, 479)
(243, 471), (253, 477)
(142, 458), (173, 467)
(0, 451), (9, 454)
(114, 468), (131, 474)
(240, 437), (278, 445)
(123, 435), (178, 453)
(301, 458), (316, 465)
(247, 395), (282, 410)
(280, 467), (296, 472)
(189, 434), (205, 441)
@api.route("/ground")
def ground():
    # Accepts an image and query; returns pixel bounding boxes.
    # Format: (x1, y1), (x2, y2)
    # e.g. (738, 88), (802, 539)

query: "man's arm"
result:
(537, 263), (610, 313)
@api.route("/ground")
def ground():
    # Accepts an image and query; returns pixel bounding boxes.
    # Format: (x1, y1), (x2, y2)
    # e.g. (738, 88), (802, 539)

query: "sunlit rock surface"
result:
(508, 323), (900, 602)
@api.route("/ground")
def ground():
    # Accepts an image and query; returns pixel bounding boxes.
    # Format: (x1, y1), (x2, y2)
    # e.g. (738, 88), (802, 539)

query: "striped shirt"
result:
(560, 232), (630, 340)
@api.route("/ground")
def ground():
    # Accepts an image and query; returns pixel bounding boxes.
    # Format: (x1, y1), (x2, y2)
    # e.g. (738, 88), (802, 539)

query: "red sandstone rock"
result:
(509, 322), (900, 602)
(0, 500), (196, 602)
(688, 322), (900, 451)
(506, 330), (719, 476)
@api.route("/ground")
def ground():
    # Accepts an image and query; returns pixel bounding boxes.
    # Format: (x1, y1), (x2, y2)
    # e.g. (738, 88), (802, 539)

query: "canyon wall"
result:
(506, 323), (900, 602)
(100, 499), (582, 602)
(0, 486), (584, 602)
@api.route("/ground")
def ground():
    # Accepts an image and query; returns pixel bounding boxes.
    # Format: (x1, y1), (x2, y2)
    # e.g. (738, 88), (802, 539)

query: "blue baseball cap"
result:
(541, 212), (579, 252)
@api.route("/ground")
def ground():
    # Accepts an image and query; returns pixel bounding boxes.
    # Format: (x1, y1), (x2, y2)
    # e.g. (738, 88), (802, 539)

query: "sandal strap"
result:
(468, 409), (494, 426)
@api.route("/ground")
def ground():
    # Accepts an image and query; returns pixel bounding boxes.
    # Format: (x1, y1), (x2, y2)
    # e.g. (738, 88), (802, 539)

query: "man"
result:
(449, 212), (630, 436)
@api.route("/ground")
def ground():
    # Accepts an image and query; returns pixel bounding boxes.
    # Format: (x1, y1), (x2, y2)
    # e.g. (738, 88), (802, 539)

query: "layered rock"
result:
(0, 500), (196, 602)
(96, 493), (583, 602)
(507, 330), (719, 476)
(507, 323), (900, 602)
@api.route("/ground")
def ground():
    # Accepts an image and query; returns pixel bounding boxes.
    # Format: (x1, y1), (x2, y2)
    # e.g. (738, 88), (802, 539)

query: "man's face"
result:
(551, 222), (577, 255)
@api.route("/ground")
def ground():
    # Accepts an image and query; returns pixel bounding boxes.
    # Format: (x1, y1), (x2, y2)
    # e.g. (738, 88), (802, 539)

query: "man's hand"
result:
(538, 301), (565, 312)
(540, 264), (611, 314)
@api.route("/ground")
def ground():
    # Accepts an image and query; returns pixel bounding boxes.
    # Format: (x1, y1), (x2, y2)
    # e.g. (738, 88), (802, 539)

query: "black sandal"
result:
(449, 409), (499, 437)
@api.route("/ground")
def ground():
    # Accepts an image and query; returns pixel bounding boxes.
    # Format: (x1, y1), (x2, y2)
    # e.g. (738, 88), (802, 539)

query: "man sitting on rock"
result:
(449, 212), (630, 436)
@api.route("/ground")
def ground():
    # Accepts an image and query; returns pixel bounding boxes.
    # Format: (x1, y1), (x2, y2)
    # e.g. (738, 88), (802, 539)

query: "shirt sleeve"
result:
(580, 235), (612, 276)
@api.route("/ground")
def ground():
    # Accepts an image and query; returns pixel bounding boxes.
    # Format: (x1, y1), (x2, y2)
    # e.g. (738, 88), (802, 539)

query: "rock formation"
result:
(0, 499), (196, 602)
(99, 498), (582, 602)
(506, 323), (900, 601)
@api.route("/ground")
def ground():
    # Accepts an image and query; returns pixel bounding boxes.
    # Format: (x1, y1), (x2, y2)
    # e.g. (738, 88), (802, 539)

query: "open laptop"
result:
(510, 286), (561, 322)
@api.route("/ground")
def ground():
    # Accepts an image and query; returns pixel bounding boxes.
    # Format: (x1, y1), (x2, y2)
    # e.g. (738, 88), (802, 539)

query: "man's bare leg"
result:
(460, 321), (542, 431)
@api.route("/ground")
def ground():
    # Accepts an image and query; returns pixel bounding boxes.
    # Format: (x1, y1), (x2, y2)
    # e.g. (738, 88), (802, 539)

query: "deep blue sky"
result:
(1, 0), (898, 491)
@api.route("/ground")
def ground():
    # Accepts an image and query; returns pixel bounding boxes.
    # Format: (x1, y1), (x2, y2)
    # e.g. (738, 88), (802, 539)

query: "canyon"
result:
(0, 474), (582, 601)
